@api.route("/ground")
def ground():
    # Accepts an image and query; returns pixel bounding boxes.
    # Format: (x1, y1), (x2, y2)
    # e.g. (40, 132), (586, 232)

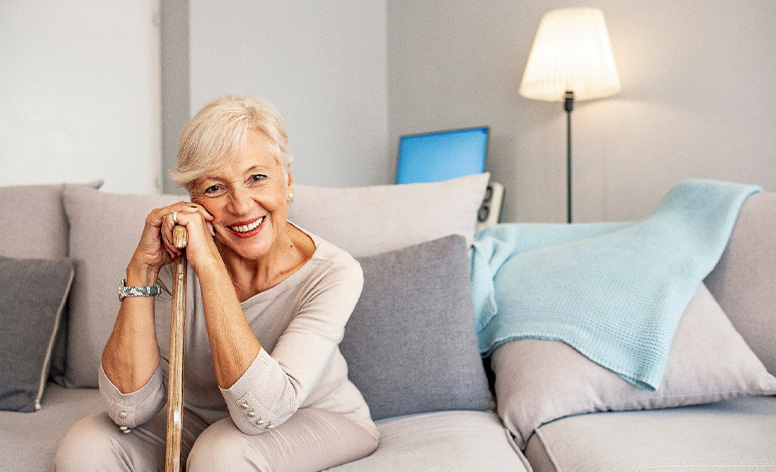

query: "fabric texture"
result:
(493, 283), (776, 449)
(472, 179), (761, 389)
(98, 231), (376, 439)
(0, 384), (101, 472)
(340, 235), (493, 420)
(525, 396), (776, 471)
(0, 181), (102, 260)
(0, 183), (71, 261)
(705, 192), (776, 375)
(288, 173), (489, 257)
(0, 257), (76, 412)
(329, 411), (531, 472)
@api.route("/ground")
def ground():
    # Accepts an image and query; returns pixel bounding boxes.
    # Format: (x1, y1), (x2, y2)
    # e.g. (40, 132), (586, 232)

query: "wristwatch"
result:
(118, 279), (162, 301)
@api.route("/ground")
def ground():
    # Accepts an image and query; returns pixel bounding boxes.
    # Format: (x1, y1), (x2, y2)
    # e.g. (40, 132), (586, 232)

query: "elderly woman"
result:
(55, 95), (379, 471)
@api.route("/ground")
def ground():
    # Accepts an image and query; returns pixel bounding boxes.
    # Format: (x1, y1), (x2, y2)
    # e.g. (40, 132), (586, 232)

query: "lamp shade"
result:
(520, 7), (620, 102)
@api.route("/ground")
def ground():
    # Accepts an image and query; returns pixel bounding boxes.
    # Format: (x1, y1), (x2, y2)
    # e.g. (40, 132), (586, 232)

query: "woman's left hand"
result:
(163, 203), (219, 272)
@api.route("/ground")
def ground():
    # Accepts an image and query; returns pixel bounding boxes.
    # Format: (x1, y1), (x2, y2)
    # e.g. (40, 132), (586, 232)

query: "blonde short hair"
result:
(171, 95), (293, 191)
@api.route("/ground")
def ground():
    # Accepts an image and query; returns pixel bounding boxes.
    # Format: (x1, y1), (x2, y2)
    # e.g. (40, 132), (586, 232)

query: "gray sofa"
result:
(0, 174), (774, 472)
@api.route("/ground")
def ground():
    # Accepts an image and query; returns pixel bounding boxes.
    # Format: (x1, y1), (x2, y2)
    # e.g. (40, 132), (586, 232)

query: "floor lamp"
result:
(519, 7), (621, 223)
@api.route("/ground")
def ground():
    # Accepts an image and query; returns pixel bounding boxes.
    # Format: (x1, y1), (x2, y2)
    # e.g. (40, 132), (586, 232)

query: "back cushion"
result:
(288, 173), (489, 256)
(706, 192), (776, 374)
(0, 183), (72, 260)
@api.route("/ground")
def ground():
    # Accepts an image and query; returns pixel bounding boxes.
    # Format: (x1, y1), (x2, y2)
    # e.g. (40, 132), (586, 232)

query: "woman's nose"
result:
(228, 185), (254, 213)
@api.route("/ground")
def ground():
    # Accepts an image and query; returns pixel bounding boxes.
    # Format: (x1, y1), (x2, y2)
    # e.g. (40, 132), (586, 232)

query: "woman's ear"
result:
(287, 171), (294, 202)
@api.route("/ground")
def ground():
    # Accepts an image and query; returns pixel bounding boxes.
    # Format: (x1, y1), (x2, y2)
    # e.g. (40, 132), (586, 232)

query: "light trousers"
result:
(55, 407), (378, 471)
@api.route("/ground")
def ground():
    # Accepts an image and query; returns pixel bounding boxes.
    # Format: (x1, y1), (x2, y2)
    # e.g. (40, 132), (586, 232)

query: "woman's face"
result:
(190, 130), (292, 262)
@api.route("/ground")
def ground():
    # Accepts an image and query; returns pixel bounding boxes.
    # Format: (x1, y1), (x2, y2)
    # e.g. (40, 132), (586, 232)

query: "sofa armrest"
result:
(706, 192), (776, 375)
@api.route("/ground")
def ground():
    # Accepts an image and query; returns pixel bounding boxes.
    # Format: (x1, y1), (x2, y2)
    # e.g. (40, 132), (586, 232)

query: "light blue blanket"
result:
(470, 180), (761, 390)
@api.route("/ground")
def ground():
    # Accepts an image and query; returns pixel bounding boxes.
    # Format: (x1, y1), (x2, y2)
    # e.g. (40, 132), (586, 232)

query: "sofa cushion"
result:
(62, 186), (179, 387)
(288, 173), (489, 257)
(0, 183), (71, 261)
(706, 192), (776, 375)
(525, 396), (776, 471)
(340, 235), (493, 420)
(0, 182), (101, 260)
(0, 257), (75, 412)
(0, 384), (102, 472)
(328, 411), (531, 472)
(492, 283), (776, 449)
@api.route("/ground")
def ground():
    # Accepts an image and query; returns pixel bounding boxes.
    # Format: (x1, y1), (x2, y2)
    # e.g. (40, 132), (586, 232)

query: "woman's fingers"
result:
(140, 201), (216, 265)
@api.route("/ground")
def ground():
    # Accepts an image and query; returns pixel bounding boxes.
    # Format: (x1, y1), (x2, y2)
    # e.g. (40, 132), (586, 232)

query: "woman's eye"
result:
(250, 174), (267, 183)
(204, 184), (223, 196)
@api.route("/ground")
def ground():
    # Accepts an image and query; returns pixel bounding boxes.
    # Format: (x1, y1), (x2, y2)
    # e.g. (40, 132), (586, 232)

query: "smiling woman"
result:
(186, 129), (304, 275)
(54, 95), (379, 472)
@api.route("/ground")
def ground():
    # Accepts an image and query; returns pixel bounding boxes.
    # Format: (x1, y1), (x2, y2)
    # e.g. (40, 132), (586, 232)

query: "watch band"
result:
(118, 279), (162, 301)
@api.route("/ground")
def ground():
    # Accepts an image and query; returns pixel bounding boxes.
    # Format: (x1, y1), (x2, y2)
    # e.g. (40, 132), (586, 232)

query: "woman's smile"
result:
(226, 216), (266, 238)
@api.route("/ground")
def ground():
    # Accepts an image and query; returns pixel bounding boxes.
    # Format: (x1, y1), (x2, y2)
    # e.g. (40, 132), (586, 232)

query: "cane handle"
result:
(173, 224), (188, 249)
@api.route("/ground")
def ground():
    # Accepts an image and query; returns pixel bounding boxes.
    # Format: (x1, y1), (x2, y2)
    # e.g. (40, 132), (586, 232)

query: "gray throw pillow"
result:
(0, 256), (76, 412)
(340, 235), (493, 420)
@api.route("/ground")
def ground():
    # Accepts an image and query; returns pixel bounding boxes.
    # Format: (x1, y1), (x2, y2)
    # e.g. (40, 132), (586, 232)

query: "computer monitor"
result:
(395, 126), (489, 184)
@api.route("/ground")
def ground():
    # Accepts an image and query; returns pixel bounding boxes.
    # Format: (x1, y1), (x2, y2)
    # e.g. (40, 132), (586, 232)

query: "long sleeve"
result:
(98, 362), (166, 428)
(219, 257), (364, 434)
(96, 235), (374, 435)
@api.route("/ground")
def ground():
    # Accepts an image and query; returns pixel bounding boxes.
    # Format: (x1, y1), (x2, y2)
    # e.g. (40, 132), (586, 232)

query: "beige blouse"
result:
(99, 230), (377, 439)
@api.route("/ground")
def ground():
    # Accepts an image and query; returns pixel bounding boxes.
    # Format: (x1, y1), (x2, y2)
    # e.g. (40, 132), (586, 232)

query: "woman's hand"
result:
(129, 202), (216, 281)
(163, 203), (220, 273)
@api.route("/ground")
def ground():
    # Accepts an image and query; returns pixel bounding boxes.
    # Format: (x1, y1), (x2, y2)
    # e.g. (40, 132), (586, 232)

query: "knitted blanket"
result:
(470, 180), (761, 390)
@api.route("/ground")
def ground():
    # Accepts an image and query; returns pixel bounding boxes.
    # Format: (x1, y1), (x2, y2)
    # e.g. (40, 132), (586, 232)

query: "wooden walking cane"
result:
(166, 224), (188, 472)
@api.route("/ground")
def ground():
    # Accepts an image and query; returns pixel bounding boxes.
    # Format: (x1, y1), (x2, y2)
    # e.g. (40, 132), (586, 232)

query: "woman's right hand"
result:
(127, 202), (215, 283)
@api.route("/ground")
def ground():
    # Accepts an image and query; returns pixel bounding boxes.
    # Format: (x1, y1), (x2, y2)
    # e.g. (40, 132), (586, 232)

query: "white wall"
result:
(5, 1), (775, 222)
(0, 1), (162, 194)
(186, 1), (390, 188)
(386, 0), (776, 222)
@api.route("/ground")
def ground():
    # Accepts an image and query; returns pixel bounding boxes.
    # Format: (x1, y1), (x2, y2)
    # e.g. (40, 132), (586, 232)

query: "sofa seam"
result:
(503, 426), (534, 472)
(534, 428), (564, 472)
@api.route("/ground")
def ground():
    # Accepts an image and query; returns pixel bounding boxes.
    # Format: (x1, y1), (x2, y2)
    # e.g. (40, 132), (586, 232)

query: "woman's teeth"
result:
(231, 217), (264, 233)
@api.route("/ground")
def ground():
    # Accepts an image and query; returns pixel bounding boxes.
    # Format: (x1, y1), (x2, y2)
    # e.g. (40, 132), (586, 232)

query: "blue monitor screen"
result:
(395, 127), (488, 184)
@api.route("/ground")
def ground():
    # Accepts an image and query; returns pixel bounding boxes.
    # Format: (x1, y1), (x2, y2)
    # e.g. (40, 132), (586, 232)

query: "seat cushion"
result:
(525, 395), (776, 471)
(328, 410), (530, 472)
(0, 384), (101, 472)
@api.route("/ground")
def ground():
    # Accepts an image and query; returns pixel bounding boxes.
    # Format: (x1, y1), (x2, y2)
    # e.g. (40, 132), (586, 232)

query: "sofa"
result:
(0, 173), (774, 472)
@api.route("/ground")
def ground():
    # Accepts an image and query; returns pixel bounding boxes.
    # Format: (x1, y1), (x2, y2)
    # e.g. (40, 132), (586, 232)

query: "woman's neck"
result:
(218, 225), (315, 301)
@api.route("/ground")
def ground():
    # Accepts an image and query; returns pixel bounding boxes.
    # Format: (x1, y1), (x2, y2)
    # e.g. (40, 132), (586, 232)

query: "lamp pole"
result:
(564, 90), (574, 224)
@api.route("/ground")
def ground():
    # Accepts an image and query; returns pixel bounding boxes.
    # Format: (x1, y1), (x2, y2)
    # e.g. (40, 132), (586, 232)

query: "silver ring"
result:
(172, 211), (178, 224)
